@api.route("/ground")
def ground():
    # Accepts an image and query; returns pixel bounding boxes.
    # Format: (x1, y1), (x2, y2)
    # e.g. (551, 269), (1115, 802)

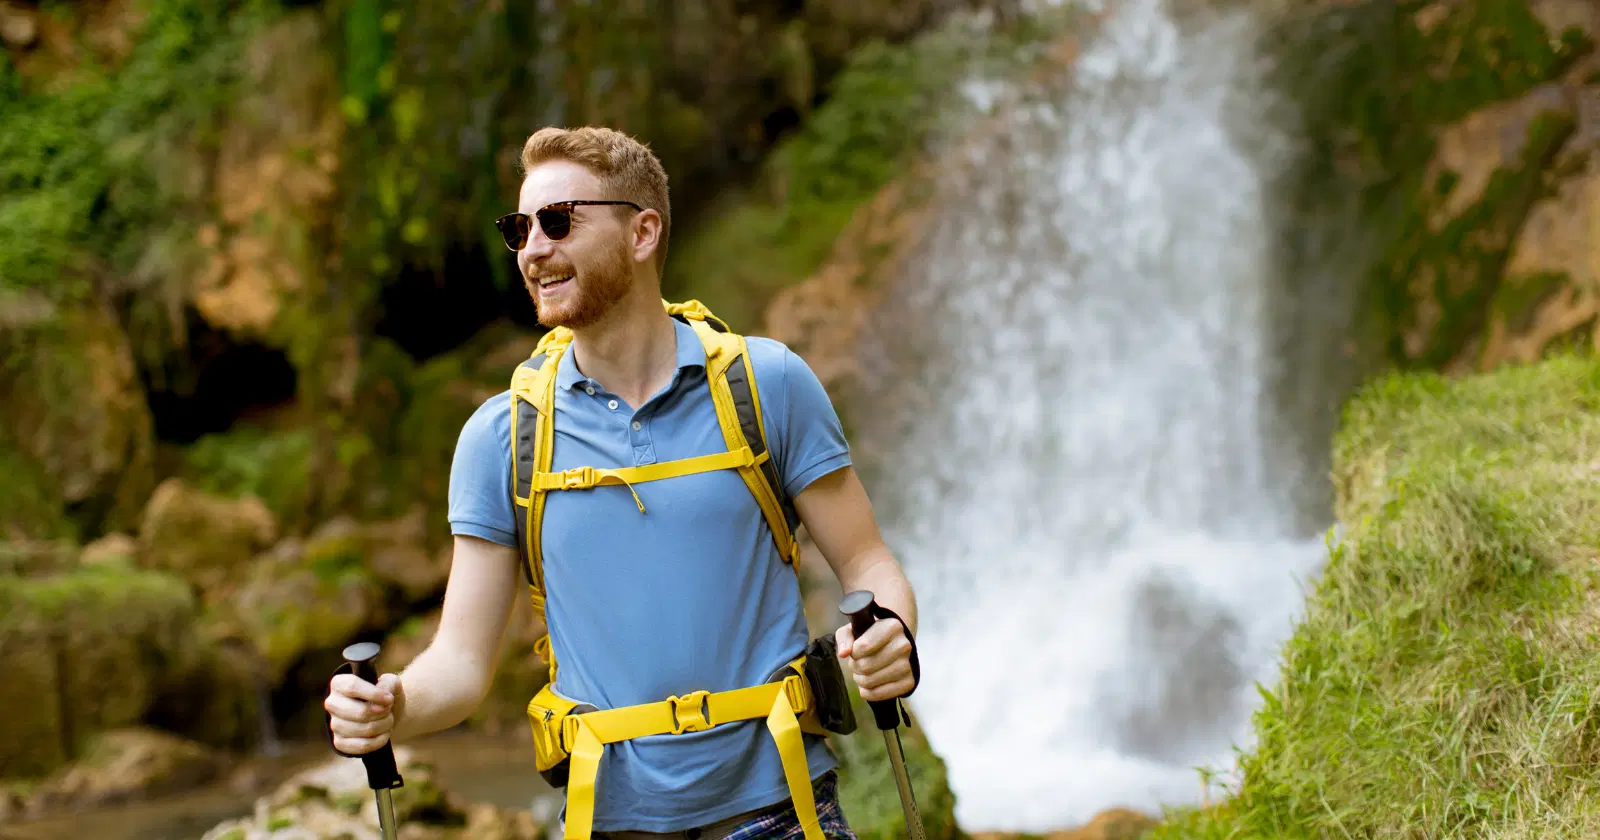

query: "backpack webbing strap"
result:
(511, 345), (563, 684)
(506, 303), (803, 687)
(686, 316), (802, 566)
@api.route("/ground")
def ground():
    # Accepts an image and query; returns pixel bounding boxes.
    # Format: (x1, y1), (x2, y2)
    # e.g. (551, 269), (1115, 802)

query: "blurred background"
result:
(1, 0), (1596, 837)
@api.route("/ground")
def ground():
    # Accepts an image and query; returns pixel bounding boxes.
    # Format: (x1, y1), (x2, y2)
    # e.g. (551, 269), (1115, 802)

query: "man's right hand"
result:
(326, 671), (403, 755)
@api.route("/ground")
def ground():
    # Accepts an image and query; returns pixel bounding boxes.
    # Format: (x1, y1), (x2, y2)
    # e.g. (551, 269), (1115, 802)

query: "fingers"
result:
(856, 673), (916, 703)
(836, 619), (915, 701)
(326, 672), (397, 755)
(333, 730), (392, 756)
(325, 690), (390, 724)
(844, 621), (910, 676)
(852, 657), (913, 696)
(331, 672), (395, 705)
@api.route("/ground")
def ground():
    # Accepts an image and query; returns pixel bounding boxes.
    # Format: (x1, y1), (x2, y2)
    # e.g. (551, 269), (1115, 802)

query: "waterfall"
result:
(853, 0), (1351, 830)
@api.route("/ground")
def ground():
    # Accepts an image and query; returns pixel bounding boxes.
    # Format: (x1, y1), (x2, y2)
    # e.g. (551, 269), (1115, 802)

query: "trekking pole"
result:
(840, 591), (927, 840)
(341, 642), (405, 840)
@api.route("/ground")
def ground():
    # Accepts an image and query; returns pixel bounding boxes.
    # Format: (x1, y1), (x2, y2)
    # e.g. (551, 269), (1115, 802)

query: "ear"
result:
(629, 208), (664, 266)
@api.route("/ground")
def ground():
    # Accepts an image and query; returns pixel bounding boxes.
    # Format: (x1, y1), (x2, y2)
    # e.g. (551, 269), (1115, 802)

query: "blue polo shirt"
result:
(446, 317), (850, 831)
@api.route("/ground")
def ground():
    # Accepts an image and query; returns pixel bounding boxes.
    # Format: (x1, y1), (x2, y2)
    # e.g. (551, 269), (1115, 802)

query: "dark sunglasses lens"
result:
(497, 215), (530, 250)
(537, 207), (572, 240)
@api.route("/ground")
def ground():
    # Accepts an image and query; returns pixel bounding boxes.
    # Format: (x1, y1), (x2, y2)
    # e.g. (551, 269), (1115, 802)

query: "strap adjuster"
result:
(668, 690), (712, 734)
(562, 467), (596, 489)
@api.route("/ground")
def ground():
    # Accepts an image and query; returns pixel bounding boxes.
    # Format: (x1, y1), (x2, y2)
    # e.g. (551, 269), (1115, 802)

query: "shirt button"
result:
(632, 421), (643, 431)
(585, 385), (595, 395)
(608, 399), (619, 410)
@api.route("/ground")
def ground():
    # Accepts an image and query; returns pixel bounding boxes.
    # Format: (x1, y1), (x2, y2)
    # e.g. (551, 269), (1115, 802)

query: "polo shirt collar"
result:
(555, 316), (707, 391)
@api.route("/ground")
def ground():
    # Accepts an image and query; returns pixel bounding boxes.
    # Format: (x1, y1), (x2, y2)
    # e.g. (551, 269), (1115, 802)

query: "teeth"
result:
(539, 273), (572, 287)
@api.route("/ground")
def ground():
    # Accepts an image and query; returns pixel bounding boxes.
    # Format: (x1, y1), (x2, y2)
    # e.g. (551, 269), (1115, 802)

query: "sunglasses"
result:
(494, 200), (643, 250)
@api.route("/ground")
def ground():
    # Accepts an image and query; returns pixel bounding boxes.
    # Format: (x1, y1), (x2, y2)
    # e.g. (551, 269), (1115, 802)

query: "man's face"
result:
(515, 160), (636, 330)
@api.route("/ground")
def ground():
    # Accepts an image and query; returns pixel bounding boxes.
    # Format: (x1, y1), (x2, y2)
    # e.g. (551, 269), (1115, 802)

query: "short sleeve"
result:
(773, 346), (852, 498)
(446, 392), (518, 548)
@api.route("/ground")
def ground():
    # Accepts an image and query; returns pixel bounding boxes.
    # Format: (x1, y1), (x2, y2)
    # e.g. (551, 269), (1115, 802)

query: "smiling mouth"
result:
(536, 272), (573, 293)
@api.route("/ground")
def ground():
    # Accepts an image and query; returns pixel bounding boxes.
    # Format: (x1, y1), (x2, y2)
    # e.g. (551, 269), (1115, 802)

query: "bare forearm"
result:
(391, 642), (494, 742)
(836, 547), (917, 636)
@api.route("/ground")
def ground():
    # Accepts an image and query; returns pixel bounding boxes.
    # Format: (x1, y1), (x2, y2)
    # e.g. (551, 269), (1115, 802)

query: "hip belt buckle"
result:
(668, 690), (712, 734)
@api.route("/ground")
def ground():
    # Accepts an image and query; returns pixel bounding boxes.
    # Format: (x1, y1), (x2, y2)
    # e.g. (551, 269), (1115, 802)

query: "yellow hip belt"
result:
(528, 655), (831, 840)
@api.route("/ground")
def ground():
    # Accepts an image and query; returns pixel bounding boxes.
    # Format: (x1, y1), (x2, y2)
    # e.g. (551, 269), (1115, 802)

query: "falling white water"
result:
(853, 0), (1348, 831)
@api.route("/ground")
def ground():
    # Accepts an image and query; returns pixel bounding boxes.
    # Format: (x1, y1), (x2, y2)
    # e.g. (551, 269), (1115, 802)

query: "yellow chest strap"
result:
(530, 446), (769, 513)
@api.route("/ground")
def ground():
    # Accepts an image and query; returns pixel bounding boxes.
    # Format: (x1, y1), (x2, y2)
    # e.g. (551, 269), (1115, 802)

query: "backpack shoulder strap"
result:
(680, 311), (802, 566)
(510, 328), (571, 685)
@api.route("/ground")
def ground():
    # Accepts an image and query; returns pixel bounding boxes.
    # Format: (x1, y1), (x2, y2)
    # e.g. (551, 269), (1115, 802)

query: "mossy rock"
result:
(0, 566), (201, 779)
(0, 539), (79, 577)
(223, 531), (387, 685)
(1263, 0), (1596, 374)
(137, 478), (280, 602)
(0, 442), (75, 543)
(0, 301), (156, 538)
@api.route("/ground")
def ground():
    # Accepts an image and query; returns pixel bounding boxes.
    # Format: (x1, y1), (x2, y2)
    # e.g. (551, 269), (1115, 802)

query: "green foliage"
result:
(0, 443), (75, 543)
(768, 35), (967, 212)
(178, 427), (315, 520)
(665, 29), (971, 328)
(0, 52), (105, 305)
(1152, 353), (1600, 839)
(666, 11), (1081, 330)
(0, 0), (279, 317)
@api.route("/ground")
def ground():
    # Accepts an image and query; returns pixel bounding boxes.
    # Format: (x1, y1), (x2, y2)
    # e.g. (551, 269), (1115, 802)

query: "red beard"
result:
(530, 238), (633, 330)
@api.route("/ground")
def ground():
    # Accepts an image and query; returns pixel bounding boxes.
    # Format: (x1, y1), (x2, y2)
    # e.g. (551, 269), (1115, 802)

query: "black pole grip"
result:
(342, 642), (404, 790)
(840, 590), (904, 731)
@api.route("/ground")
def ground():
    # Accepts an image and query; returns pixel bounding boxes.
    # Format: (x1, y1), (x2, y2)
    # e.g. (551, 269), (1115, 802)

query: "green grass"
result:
(1153, 353), (1600, 839)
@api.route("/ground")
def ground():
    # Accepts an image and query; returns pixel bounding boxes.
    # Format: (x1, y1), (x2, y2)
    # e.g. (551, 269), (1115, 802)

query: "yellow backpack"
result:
(507, 299), (832, 840)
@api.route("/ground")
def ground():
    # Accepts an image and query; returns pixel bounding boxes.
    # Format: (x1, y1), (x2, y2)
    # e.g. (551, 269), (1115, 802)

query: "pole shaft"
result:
(375, 788), (398, 840)
(883, 730), (927, 840)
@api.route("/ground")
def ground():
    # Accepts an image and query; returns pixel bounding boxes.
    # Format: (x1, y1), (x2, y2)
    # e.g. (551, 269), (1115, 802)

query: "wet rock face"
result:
(199, 746), (542, 840)
(1290, 0), (1600, 374)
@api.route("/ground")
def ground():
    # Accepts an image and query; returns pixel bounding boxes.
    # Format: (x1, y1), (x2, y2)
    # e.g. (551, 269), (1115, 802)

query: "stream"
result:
(0, 729), (561, 840)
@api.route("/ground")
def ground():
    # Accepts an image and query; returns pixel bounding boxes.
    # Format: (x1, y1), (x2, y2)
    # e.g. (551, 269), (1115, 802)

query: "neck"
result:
(567, 282), (678, 408)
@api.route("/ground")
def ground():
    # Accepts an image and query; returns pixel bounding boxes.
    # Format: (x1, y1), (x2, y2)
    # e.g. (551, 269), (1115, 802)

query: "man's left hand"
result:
(835, 618), (916, 703)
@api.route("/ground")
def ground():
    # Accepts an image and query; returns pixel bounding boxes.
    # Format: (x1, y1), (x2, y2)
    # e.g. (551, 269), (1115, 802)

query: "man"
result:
(325, 126), (919, 840)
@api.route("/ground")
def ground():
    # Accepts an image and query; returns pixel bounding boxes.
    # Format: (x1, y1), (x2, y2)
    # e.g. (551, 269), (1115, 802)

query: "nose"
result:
(518, 226), (556, 275)
(525, 221), (557, 257)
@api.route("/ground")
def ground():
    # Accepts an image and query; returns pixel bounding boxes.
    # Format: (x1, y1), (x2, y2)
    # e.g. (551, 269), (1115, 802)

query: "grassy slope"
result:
(1154, 353), (1600, 838)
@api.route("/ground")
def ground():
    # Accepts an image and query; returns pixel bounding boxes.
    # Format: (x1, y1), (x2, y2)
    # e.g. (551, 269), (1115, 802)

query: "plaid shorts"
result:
(585, 770), (858, 840)
(722, 771), (857, 840)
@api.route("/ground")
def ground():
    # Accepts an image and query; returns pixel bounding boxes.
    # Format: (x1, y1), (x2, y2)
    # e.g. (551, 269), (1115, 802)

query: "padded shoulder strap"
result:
(510, 352), (553, 581)
(510, 342), (564, 684)
(685, 316), (802, 565)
